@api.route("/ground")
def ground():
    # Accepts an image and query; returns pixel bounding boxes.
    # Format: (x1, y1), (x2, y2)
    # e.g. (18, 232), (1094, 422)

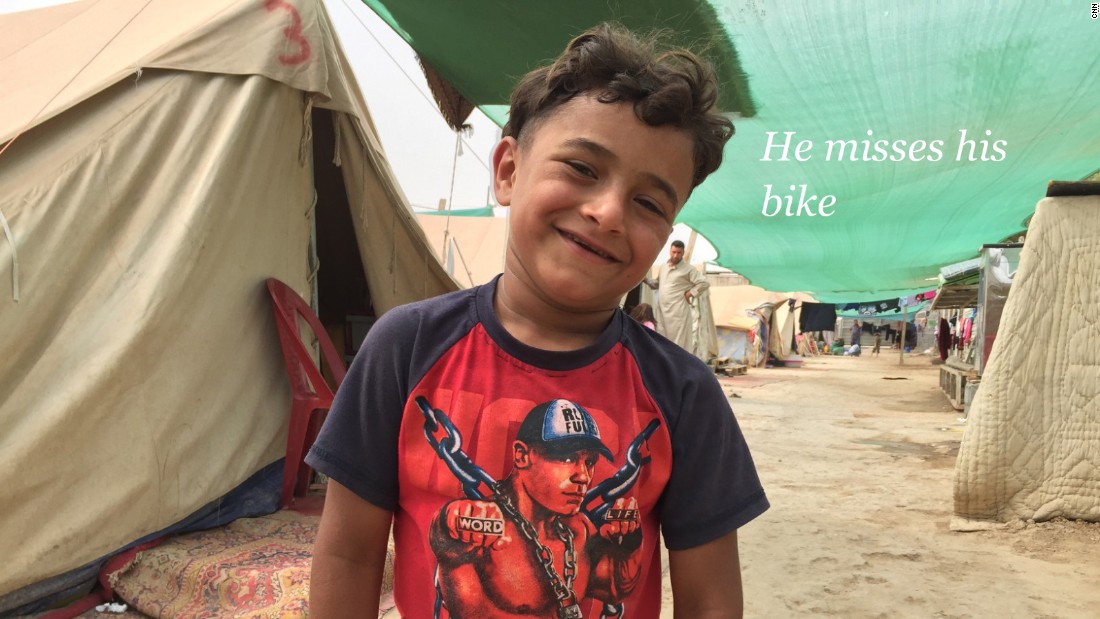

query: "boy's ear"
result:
(492, 137), (520, 207)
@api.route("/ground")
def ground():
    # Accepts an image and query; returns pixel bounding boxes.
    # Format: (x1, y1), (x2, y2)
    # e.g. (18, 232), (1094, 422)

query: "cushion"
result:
(106, 511), (316, 618)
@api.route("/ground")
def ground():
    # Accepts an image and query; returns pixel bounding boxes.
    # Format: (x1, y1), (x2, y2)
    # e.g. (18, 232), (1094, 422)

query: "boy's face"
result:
(493, 96), (695, 312)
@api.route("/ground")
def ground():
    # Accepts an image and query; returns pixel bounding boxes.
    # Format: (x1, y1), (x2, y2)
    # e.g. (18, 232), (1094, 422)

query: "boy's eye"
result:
(566, 161), (596, 178)
(636, 198), (666, 218)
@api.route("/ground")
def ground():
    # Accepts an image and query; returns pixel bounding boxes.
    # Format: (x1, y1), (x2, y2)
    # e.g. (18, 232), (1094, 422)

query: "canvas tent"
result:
(709, 285), (816, 367)
(415, 210), (508, 288)
(767, 293), (818, 361)
(0, 0), (456, 609)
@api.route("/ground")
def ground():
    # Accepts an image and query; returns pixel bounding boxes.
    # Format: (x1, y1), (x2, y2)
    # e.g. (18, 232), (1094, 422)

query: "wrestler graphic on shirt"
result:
(429, 399), (643, 618)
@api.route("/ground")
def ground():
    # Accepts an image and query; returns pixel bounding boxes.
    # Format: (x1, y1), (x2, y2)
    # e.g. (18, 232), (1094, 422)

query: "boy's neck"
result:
(494, 273), (616, 352)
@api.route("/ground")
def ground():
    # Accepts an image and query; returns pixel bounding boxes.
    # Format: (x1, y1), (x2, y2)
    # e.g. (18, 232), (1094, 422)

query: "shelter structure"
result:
(709, 285), (810, 368)
(930, 259), (982, 315)
(930, 245), (1022, 411)
(713, 314), (756, 366)
(0, 0), (455, 611)
(930, 260), (983, 409)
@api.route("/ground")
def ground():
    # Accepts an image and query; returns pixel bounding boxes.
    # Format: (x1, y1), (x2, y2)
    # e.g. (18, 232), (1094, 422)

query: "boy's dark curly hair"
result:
(503, 22), (734, 190)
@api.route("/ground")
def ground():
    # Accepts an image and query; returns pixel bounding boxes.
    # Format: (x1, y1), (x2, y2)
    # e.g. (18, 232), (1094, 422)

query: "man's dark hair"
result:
(670, 240), (686, 249)
(503, 22), (734, 190)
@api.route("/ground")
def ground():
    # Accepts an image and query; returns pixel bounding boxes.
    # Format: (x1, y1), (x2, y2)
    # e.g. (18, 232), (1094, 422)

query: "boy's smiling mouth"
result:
(560, 229), (618, 262)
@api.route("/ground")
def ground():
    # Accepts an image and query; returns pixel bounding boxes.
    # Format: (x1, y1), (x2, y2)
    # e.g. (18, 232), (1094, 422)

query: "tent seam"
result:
(0, 205), (17, 302)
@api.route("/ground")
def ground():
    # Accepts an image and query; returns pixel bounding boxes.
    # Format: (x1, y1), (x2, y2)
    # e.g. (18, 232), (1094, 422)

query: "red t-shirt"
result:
(308, 278), (768, 618)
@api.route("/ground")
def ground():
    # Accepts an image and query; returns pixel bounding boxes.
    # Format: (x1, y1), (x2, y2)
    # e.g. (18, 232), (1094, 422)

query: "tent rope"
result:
(306, 189), (320, 294)
(0, 206), (17, 302)
(332, 113), (343, 167)
(451, 237), (475, 287)
(299, 95), (315, 165)
(440, 131), (461, 262)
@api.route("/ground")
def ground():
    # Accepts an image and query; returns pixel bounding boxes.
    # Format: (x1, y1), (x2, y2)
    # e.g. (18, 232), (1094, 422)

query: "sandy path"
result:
(660, 353), (1100, 618)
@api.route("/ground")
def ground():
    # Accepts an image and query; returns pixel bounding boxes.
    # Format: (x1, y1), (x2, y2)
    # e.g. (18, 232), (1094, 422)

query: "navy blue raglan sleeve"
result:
(657, 361), (769, 550)
(304, 306), (418, 512)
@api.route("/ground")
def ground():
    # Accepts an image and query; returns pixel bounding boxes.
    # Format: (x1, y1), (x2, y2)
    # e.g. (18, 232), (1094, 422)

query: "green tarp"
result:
(362, 0), (1100, 301)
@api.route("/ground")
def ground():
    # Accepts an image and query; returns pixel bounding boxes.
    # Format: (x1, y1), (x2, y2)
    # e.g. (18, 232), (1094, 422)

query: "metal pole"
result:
(684, 229), (699, 263)
(899, 303), (908, 365)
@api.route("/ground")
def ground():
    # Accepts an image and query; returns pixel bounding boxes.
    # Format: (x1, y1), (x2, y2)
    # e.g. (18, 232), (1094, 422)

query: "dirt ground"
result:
(659, 353), (1100, 618)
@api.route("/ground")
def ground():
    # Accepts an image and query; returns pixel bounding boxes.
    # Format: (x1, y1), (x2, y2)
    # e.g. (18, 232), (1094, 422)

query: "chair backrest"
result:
(265, 278), (347, 399)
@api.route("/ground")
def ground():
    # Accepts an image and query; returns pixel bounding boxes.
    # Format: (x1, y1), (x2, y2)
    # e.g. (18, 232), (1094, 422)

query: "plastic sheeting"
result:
(716, 327), (749, 365)
(973, 245), (1022, 374)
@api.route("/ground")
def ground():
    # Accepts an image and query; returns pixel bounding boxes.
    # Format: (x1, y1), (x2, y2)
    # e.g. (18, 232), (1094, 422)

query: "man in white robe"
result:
(644, 240), (710, 353)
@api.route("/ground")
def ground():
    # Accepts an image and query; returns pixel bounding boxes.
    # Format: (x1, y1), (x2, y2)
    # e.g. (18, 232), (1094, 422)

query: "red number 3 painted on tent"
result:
(264, 0), (312, 65)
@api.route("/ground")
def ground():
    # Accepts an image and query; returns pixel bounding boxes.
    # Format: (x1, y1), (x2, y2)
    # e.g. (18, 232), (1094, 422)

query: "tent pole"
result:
(684, 229), (699, 263)
(899, 303), (908, 365)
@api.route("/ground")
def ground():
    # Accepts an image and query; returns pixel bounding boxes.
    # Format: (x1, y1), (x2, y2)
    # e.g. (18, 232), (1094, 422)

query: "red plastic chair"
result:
(265, 278), (347, 508)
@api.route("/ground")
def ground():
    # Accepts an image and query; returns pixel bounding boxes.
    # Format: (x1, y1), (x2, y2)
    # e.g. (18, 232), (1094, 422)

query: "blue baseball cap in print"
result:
(517, 399), (614, 461)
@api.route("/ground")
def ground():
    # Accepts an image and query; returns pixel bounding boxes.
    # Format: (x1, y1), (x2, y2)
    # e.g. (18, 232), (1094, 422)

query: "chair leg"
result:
(294, 410), (327, 496)
(282, 402), (312, 509)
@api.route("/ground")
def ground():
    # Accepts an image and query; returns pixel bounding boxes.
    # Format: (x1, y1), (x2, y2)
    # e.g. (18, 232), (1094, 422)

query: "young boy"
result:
(306, 23), (769, 618)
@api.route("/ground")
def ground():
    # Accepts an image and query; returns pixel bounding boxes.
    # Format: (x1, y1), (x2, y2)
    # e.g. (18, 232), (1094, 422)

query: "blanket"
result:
(953, 195), (1100, 527)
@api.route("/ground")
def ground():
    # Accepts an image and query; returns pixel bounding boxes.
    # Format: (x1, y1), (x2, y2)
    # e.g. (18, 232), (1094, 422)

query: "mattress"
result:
(952, 195), (1100, 528)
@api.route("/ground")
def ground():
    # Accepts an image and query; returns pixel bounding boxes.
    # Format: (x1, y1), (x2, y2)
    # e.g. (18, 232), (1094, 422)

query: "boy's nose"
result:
(580, 190), (627, 234)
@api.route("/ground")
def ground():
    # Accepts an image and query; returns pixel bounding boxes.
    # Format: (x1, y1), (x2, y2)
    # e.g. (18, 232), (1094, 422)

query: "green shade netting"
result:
(361, 0), (1100, 302)
(362, 0), (755, 115)
(418, 206), (498, 218)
